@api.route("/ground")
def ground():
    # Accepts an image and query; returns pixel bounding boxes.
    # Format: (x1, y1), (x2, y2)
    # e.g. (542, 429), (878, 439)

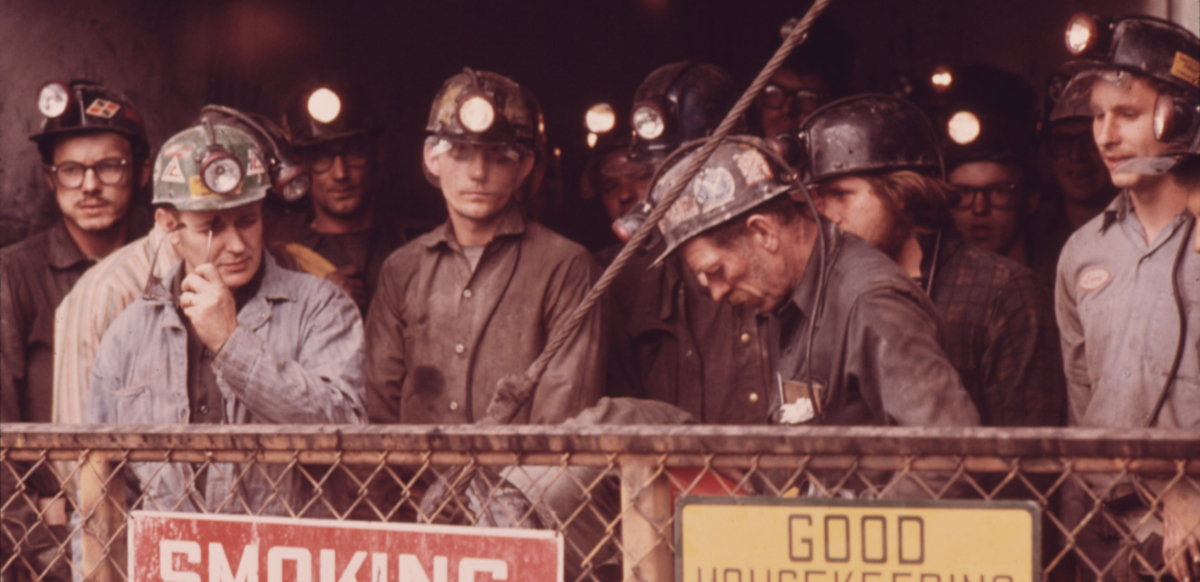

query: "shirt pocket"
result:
(114, 382), (155, 423)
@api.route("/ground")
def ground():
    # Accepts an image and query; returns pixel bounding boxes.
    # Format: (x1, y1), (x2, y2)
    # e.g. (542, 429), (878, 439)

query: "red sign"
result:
(128, 511), (562, 582)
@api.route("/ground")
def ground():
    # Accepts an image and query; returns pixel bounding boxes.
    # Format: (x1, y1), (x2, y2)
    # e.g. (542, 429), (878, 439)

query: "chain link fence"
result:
(3, 424), (1198, 582)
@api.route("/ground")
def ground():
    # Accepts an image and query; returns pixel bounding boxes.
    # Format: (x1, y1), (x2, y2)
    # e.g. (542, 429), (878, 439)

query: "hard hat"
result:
(30, 80), (149, 161)
(282, 80), (382, 148)
(628, 62), (739, 163)
(651, 135), (799, 264)
(426, 68), (544, 150)
(797, 94), (944, 184)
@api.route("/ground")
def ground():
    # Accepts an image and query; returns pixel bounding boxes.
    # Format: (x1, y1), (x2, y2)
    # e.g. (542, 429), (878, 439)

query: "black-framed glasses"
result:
(758, 84), (828, 114)
(1045, 132), (1095, 158)
(47, 158), (128, 188)
(304, 142), (372, 173)
(952, 182), (1021, 210)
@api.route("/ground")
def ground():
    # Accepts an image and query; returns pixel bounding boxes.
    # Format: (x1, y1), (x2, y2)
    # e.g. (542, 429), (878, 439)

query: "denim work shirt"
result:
(87, 253), (367, 515)
(1056, 192), (1200, 429)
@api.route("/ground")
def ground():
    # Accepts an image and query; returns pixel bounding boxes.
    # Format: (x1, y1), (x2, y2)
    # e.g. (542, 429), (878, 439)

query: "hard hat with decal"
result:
(652, 135), (799, 265)
(1051, 14), (1200, 173)
(797, 94), (944, 185)
(282, 80), (382, 148)
(628, 61), (739, 163)
(30, 80), (149, 161)
(152, 111), (274, 212)
(426, 68), (544, 149)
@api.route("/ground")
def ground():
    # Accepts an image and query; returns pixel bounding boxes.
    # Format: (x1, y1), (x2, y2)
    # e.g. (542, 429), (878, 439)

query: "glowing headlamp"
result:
(947, 111), (981, 145)
(1065, 14), (1099, 55)
(199, 120), (244, 195)
(307, 88), (342, 123)
(931, 66), (953, 92)
(632, 105), (665, 140)
(38, 82), (71, 118)
(586, 103), (616, 133)
(459, 95), (496, 133)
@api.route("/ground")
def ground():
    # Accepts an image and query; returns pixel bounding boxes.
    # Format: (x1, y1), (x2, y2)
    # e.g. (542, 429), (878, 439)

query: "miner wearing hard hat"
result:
(1049, 13), (1200, 580)
(86, 107), (365, 515)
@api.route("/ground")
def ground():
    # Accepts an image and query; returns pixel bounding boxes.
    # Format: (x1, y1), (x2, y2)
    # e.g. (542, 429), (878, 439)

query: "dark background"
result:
(1, 0), (1194, 249)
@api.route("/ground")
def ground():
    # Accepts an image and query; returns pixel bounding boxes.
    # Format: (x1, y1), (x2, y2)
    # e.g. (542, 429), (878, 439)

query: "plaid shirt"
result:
(922, 231), (1067, 426)
(87, 253), (366, 515)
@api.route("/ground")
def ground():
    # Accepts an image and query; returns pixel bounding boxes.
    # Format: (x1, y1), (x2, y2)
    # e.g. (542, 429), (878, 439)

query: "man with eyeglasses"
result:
(750, 18), (850, 145)
(803, 94), (1064, 427)
(0, 80), (151, 582)
(267, 81), (415, 314)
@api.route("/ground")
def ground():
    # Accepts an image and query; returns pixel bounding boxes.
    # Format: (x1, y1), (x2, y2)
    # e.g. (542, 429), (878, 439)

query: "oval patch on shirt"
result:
(1079, 267), (1111, 291)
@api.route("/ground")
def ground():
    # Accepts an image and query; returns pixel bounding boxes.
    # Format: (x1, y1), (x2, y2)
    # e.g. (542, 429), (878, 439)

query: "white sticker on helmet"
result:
(734, 149), (774, 186)
(693, 166), (736, 211)
(247, 149), (265, 176)
(160, 157), (186, 184)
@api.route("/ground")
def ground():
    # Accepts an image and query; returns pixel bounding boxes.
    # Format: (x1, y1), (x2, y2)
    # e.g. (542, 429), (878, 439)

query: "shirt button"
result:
(740, 332), (752, 344)
(463, 289), (472, 298)
(1123, 370), (1131, 378)
(449, 401), (459, 411)
(455, 344), (465, 354)
(748, 392), (759, 403)
(199, 405), (209, 415)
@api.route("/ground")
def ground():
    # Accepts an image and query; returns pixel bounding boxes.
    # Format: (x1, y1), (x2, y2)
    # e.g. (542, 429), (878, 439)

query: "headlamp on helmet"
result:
(459, 93), (496, 133)
(1065, 13), (1107, 56)
(931, 66), (953, 92)
(199, 120), (244, 195)
(307, 88), (342, 123)
(947, 111), (982, 145)
(586, 103), (616, 134)
(632, 104), (666, 140)
(38, 82), (71, 118)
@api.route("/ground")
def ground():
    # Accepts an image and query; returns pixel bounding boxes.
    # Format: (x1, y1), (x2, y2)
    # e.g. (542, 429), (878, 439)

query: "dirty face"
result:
(595, 150), (654, 221)
(948, 161), (1029, 256)
(679, 232), (792, 314)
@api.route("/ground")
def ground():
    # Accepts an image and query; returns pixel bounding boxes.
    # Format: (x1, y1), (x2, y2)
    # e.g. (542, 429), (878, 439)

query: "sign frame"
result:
(674, 495), (1041, 582)
(128, 510), (564, 582)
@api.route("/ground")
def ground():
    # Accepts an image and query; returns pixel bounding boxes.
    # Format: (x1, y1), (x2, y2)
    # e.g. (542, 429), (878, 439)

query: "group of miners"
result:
(1, 10), (1198, 582)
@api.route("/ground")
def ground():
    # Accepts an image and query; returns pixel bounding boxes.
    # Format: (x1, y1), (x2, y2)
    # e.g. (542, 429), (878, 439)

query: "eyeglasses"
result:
(304, 142), (372, 173)
(48, 158), (129, 188)
(953, 182), (1021, 210)
(1045, 132), (1095, 158)
(758, 84), (828, 114)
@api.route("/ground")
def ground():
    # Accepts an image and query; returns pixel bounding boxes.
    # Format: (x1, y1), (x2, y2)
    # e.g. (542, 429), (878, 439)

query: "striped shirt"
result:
(52, 224), (178, 424)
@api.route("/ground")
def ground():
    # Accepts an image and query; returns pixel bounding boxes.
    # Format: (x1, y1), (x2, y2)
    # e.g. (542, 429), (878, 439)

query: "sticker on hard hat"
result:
(1170, 51), (1200, 88)
(85, 99), (121, 119)
(246, 150), (265, 176)
(162, 144), (193, 158)
(734, 149), (773, 187)
(160, 158), (186, 184)
(693, 167), (736, 210)
(189, 175), (238, 198)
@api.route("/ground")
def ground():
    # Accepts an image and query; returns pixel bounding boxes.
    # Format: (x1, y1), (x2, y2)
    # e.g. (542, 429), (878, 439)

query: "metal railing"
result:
(3, 424), (1198, 582)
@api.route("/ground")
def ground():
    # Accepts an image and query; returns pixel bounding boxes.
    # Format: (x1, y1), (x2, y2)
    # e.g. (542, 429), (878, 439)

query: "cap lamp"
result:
(198, 120), (244, 195)
(948, 111), (981, 145)
(1066, 14), (1099, 55)
(459, 95), (496, 133)
(586, 103), (616, 133)
(307, 88), (342, 123)
(632, 105), (665, 140)
(931, 66), (953, 92)
(38, 82), (70, 118)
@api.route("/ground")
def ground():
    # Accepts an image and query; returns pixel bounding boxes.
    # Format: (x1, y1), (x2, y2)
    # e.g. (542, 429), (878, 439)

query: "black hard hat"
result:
(30, 80), (149, 158)
(628, 62), (739, 163)
(930, 65), (1038, 170)
(797, 94), (944, 184)
(1052, 14), (1200, 172)
(426, 68), (544, 150)
(282, 80), (382, 148)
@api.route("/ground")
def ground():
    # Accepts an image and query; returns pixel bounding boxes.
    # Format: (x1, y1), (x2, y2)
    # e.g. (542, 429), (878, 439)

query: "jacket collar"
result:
(424, 203), (527, 250)
(47, 220), (91, 270)
(787, 219), (842, 319)
(1100, 191), (1132, 233)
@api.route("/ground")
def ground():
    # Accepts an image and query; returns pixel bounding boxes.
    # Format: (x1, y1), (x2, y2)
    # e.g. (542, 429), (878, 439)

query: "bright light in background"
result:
(586, 103), (616, 133)
(931, 66), (953, 92)
(587, 132), (599, 148)
(307, 88), (342, 123)
(947, 111), (981, 144)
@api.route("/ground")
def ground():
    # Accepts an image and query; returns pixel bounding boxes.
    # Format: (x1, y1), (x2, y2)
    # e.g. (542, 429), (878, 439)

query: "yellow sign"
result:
(677, 497), (1039, 582)
(1170, 51), (1200, 88)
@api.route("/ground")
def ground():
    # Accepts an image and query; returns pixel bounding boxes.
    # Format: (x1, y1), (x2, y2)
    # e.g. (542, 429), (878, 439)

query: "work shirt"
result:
(265, 210), (417, 314)
(1, 221), (95, 423)
(53, 224), (179, 424)
(922, 232), (1066, 426)
(605, 242), (774, 424)
(1055, 192), (1199, 429)
(87, 253), (366, 515)
(772, 223), (981, 427)
(366, 205), (605, 425)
